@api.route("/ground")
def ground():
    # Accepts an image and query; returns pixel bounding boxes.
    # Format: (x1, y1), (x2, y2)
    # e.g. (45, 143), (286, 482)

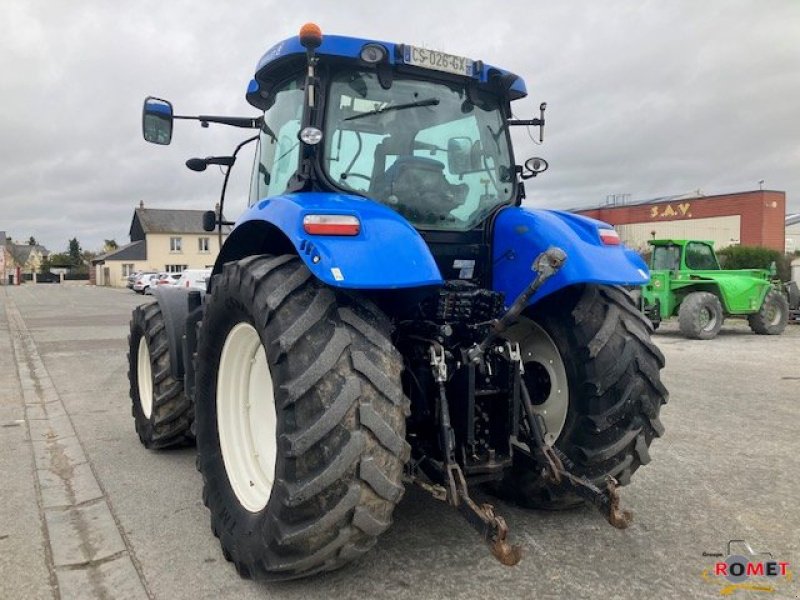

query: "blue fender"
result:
(492, 207), (649, 307)
(235, 192), (443, 289)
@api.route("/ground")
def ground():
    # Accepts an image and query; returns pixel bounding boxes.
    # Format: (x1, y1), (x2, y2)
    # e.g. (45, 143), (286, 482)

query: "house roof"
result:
(786, 214), (800, 227)
(129, 208), (230, 240)
(93, 240), (147, 264)
(7, 244), (49, 265)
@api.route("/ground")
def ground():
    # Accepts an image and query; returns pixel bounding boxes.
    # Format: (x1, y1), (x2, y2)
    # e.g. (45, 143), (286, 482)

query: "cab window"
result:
(323, 70), (514, 231)
(250, 76), (304, 204)
(685, 242), (719, 270)
(652, 245), (681, 271)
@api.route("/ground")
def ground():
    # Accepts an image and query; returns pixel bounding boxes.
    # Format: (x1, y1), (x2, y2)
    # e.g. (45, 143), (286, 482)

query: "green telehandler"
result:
(640, 239), (789, 339)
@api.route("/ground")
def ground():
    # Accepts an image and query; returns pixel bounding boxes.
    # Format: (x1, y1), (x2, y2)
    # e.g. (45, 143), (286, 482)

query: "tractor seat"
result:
(377, 156), (468, 224)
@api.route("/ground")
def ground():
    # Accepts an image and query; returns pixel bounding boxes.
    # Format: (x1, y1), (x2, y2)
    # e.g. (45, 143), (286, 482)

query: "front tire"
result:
(195, 255), (409, 580)
(748, 289), (789, 335)
(678, 291), (724, 340)
(128, 302), (192, 448)
(497, 285), (668, 509)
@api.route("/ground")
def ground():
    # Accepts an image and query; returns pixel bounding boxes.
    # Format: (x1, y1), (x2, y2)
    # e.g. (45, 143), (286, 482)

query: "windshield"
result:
(324, 70), (515, 230)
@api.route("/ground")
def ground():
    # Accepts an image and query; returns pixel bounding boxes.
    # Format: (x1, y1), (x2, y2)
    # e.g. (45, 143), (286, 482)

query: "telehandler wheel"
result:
(195, 255), (409, 580)
(748, 289), (789, 335)
(496, 285), (667, 510)
(678, 291), (724, 339)
(128, 302), (192, 448)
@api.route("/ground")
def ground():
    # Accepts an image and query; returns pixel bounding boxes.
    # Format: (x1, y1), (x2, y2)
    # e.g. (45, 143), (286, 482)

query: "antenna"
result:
(605, 193), (631, 207)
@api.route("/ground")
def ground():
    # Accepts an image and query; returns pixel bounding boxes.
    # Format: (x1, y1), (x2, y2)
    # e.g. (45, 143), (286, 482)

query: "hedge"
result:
(716, 245), (791, 281)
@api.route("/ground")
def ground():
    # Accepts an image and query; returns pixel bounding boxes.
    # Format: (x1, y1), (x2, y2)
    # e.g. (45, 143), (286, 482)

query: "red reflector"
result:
(599, 229), (620, 245)
(303, 214), (360, 236)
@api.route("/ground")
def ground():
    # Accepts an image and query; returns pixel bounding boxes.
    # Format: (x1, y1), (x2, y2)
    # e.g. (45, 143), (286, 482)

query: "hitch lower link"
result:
(515, 347), (633, 529)
(409, 248), (569, 567)
(410, 247), (629, 567)
(424, 344), (523, 567)
(488, 247), (632, 530)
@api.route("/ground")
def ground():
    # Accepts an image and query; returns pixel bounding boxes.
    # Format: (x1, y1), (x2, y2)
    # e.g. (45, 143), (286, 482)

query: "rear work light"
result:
(599, 228), (621, 245)
(303, 214), (361, 236)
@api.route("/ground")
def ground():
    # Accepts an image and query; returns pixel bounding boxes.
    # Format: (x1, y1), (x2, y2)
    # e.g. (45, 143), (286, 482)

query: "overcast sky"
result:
(1, 0), (799, 253)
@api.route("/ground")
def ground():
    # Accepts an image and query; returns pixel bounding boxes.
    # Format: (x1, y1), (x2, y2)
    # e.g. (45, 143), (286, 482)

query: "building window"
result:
(170, 237), (182, 252)
(165, 264), (188, 273)
(121, 263), (135, 277)
(198, 237), (210, 252)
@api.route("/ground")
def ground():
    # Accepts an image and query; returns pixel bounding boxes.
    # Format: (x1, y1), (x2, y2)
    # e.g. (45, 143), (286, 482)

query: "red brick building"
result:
(577, 190), (786, 252)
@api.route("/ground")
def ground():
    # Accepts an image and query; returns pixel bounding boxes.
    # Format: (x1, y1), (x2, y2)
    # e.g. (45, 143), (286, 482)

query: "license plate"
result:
(403, 45), (474, 77)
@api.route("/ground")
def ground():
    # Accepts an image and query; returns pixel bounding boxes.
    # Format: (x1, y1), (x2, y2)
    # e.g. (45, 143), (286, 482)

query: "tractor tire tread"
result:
(678, 291), (724, 339)
(128, 302), (193, 449)
(195, 255), (406, 580)
(747, 289), (789, 335)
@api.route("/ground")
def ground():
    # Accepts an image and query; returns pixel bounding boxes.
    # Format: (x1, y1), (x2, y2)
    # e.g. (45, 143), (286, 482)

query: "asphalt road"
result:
(1, 284), (798, 599)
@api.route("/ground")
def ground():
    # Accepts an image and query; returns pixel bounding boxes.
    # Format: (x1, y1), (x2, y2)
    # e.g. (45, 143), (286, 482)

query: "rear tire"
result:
(128, 302), (192, 448)
(495, 285), (668, 509)
(678, 291), (724, 339)
(195, 255), (409, 580)
(748, 289), (789, 335)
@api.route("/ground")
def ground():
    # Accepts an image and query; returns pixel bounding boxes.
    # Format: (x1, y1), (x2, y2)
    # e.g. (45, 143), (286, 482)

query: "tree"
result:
(48, 252), (73, 268)
(28, 236), (37, 246)
(104, 239), (118, 251)
(68, 238), (82, 266)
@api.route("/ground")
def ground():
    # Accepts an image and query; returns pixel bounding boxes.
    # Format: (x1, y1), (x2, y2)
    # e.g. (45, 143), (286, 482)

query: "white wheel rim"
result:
(137, 337), (153, 419)
(217, 322), (277, 513)
(504, 319), (569, 446)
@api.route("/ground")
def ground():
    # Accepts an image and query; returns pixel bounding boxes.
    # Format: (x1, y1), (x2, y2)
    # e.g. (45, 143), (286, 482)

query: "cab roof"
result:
(246, 33), (527, 108)
(648, 239), (715, 247)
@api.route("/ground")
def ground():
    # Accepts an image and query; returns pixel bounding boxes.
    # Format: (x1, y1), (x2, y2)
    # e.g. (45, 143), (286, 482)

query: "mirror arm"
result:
(508, 102), (547, 142)
(507, 119), (543, 126)
(215, 135), (259, 246)
(174, 115), (262, 129)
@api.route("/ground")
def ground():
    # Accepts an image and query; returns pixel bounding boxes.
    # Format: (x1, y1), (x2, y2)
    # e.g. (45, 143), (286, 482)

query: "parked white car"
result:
(132, 272), (159, 294)
(146, 272), (181, 293)
(173, 269), (211, 291)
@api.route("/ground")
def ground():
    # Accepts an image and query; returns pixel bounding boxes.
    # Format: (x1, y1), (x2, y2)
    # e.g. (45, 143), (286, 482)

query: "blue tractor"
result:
(129, 24), (667, 579)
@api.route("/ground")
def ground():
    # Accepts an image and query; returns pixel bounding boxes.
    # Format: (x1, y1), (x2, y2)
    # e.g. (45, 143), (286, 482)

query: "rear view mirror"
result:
(448, 137), (483, 175)
(202, 210), (217, 232)
(521, 156), (549, 179)
(142, 97), (174, 145)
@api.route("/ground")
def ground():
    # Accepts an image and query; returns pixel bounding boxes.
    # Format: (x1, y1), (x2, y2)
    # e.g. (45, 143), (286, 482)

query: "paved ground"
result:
(1, 283), (797, 599)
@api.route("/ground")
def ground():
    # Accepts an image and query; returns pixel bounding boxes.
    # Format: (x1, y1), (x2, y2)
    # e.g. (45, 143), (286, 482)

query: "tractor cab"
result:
(649, 239), (720, 272)
(248, 44), (519, 225)
(243, 27), (545, 284)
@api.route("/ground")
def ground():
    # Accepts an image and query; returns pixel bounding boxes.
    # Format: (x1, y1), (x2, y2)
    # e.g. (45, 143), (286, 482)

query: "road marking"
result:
(5, 297), (150, 600)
